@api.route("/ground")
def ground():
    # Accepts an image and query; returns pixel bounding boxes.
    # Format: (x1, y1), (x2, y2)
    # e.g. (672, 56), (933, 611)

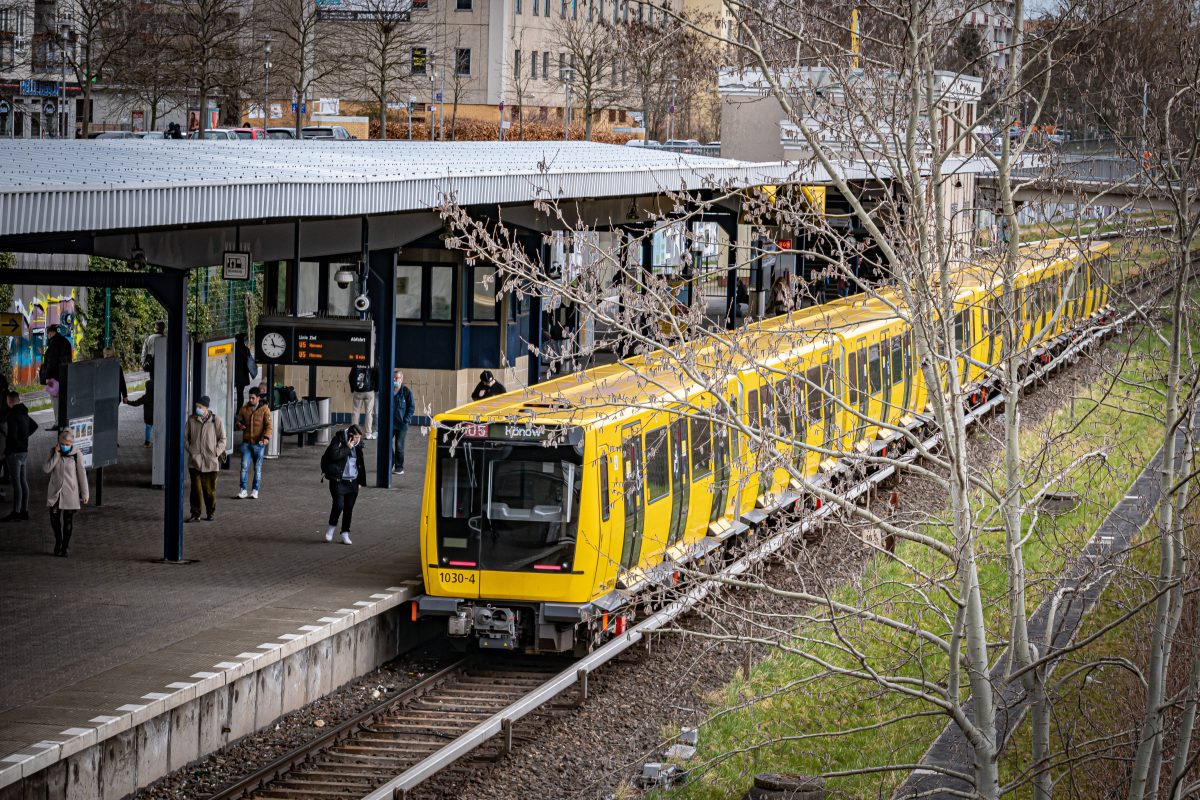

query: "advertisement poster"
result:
(131, 110), (145, 132)
(69, 415), (95, 468)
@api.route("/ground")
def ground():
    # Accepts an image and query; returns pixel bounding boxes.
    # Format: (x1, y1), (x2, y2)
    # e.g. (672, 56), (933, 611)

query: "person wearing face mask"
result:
(391, 370), (415, 475)
(319, 424), (366, 545)
(184, 395), (227, 522)
(43, 429), (88, 557)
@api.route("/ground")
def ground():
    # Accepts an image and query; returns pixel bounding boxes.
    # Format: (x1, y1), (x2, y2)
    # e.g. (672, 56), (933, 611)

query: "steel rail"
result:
(205, 659), (472, 800)
(364, 300), (1145, 800)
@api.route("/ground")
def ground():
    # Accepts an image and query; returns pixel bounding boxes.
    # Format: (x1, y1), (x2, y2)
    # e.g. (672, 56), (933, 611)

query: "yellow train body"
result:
(417, 242), (1113, 653)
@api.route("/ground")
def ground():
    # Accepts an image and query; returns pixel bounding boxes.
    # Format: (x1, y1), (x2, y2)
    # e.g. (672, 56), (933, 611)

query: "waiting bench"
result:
(278, 400), (335, 447)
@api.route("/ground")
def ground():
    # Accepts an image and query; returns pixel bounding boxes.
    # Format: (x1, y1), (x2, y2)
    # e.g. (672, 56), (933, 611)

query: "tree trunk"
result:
(584, 97), (593, 140)
(199, 86), (209, 138)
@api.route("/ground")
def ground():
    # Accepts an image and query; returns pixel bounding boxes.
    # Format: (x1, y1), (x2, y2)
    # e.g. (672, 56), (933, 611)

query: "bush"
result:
(368, 117), (629, 143)
(78, 257), (162, 372)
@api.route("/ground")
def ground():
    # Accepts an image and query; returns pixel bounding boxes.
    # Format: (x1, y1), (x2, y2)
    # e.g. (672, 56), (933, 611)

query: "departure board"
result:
(296, 330), (371, 365)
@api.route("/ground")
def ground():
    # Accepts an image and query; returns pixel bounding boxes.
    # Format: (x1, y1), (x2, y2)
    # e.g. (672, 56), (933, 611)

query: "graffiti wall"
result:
(5, 292), (82, 386)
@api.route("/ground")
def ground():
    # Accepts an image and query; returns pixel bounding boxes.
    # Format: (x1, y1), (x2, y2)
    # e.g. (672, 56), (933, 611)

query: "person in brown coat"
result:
(44, 429), (88, 557)
(184, 395), (226, 522)
(235, 387), (272, 499)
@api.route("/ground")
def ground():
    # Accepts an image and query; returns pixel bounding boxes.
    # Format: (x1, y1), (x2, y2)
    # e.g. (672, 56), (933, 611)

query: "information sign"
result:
(0, 312), (22, 337)
(69, 415), (95, 468)
(296, 329), (370, 364)
(222, 251), (251, 281)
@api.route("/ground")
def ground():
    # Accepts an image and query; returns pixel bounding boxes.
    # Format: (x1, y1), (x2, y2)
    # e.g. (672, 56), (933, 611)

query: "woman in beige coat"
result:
(44, 429), (88, 557)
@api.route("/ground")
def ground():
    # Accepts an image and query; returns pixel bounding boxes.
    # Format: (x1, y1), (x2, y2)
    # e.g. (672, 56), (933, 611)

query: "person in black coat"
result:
(320, 425), (366, 545)
(40, 324), (73, 423)
(127, 379), (155, 447)
(3, 391), (38, 521)
(470, 370), (506, 401)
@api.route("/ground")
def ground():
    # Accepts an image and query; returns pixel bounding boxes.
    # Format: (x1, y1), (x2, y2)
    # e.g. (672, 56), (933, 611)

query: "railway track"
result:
(208, 252), (1174, 800)
(208, 658), (569, 800)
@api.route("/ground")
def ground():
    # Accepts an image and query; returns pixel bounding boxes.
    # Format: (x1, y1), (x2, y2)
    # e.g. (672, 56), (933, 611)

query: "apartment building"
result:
(966, 0), (1017, 69)
(0, 0), (77, 138)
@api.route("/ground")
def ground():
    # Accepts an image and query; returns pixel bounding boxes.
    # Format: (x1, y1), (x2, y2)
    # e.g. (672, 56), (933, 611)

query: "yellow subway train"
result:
(415, 242), (1114, 653)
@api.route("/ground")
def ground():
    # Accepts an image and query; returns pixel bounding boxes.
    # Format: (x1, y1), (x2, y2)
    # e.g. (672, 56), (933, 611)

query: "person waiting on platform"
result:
(43, 429), (88, 557)
(347, 365), (378, 440)
(320, 424), (366, 545)
(235, 387), (272, 499)
(184, 395), (226, 522)
(127, 379), (154, 447)
(471, 370), (506, 401)
(39, 324), (73, 421)
(141, 321), (165, 372)
(3, 391), (38, 522)
(391, 370), (415, 475)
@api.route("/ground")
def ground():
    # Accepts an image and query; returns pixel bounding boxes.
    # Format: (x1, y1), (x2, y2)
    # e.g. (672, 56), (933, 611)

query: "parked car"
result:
(135, 131), (166, 140)
(91, 130), (136, 139)
(187, 128), (240, 140)
(664, 138), (702, 147)
(625, 138), (660, 147)
(300, 125), (354, 140)
(231, 127), (269, 140)
(266, 127), (296, 140)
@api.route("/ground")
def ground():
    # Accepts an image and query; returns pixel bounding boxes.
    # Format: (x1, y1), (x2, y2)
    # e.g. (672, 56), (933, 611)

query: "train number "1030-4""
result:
(440, 571), (477, 585)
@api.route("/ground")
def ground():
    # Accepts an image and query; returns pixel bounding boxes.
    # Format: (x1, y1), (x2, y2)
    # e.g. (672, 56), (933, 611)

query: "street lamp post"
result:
(563, 68), (573, 141)
(59, 23), (69, 138)
(408, 95), (415, 140)
(667, 76), (678, 144)
(263, 36), (272, 135)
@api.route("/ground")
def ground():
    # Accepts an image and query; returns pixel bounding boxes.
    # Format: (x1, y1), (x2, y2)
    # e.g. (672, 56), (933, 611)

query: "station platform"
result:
(0, 396), (427, 797)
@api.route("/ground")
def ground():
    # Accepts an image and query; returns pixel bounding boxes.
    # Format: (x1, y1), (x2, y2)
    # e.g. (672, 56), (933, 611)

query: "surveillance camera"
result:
(333, 266), (356, 289)
(353, 294), (371, 312)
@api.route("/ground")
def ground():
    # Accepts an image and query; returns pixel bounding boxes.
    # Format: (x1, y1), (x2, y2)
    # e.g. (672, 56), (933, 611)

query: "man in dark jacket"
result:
(391, 370), (415, 475)
(320, 425), (367, 545)
(470, 370), (506, 401)
(347, 365), (378, 439)
(127, 379), (154, 447)
(3, 391), (38, 521)
(41, 324), (73, 424)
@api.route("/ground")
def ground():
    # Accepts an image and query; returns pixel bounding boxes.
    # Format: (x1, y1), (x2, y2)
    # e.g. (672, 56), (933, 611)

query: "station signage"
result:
(255, 317), (374, 368)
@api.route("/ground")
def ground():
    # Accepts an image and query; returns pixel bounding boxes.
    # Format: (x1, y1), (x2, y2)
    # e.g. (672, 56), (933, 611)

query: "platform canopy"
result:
(0, 140), (806, 245)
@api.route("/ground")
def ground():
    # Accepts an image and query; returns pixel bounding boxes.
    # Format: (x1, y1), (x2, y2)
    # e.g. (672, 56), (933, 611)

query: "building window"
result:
(542, 50), (549, 79)
(430, 267), (453, 320)
(533, 0), (538, 15)
(455, 48), (471, 75)
(457, 0), (472, 9)
(560, 0), (566, 17)
(608, 109), (616, 122)
(515, 0), (521, 12)
(410, 46), (427, 74)
(558, 52), (565, 79)
(472, 266), (497, 321)
(543, 0), (549, 15)
(572, 0), (577, 18)
(622, 1), (628, 22)
(327, 264), (355, 316)
(395, 266), (423, 320)
(297, 261), (320, 317)
(514, 49), (521, 77)
(531, 50), (538, 76)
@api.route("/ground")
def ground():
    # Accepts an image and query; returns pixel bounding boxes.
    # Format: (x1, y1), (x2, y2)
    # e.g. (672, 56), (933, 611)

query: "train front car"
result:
(418, 416), (605, 654)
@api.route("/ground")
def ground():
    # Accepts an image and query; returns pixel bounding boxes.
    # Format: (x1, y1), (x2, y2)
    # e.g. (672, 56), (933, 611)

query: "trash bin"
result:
(315, 397), (333, 444)
(267, 409), (281, 459)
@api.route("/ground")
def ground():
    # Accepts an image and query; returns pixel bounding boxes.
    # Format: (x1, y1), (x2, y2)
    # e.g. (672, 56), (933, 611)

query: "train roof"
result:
(437, 241), (1109, 430)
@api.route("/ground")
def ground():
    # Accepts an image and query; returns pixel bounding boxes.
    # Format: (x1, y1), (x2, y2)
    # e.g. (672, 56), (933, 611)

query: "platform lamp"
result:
(263, 35), (272, 134)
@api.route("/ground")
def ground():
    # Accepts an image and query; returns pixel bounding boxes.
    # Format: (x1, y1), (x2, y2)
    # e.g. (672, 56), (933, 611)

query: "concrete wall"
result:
(0, 584), (431, 800)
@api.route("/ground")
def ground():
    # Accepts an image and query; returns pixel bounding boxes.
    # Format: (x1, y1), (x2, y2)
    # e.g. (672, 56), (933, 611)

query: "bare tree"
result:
(505, 47), (535, 140)
(548, 13), (620, 140)
(109, 2), (183, 131)
(62, 0), (139, 137)
(166, 0), (246, 138)
(259, 0), (345, 137)
(332, 0), (426, 140)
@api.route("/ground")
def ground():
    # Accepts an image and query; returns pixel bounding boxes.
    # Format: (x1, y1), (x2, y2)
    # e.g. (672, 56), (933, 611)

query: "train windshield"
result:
(437, 442), (582, 572)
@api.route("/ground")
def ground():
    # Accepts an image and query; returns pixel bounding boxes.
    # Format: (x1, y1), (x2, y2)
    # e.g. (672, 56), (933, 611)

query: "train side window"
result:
(690, 416), (712, 477)
(806, 366), (823, 423)
(848, 349), (862, 404)
(790, 378), (805, 439)
(599, 451), (611, 522)
(747, 388), (760, 430)
(867, 343), (884, 394)
(826, 360), (839, 421)
(775, 380), (793, 435)
(890, 336), (904, 384)
(644, 426), (670, 503)
(761, 383), (774, 434)
(953, 311), (965, 353)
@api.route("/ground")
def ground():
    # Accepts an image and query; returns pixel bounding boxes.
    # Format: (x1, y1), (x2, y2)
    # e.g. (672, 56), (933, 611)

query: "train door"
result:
(620, 425), (645, 570)
(759, 383), (774, 496)
(709, 412), (730, 525)
(902, 333), (915, 415)
(667, 416), (690, 546)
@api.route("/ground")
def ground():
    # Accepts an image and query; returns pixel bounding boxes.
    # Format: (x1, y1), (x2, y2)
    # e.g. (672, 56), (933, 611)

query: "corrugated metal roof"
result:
(0, 140), (804, 237)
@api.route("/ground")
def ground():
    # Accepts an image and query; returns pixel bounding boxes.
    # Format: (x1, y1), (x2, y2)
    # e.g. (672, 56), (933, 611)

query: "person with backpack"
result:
(234, 333), (257, 404)
(40, 324), (73, 423)
(142, 321), (165, 372)
(2, 391), (38, 521)
(43, 428), (88, 557)
(320, 424), (366, 545)
(127, 379), (154, 447)
(347, 365), (378, 439)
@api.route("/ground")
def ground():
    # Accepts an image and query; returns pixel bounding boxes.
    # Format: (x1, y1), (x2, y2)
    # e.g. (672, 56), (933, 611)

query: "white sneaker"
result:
(250, 489), (259, 499)
(341, 532), (353, 545)
(324, 526), (335, 542)
(237, 489), (248, 499)
(366, 433), (377, 440)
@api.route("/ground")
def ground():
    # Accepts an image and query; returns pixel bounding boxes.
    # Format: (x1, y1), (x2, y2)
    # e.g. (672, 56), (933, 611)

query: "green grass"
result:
(667, 318), (1181, 798)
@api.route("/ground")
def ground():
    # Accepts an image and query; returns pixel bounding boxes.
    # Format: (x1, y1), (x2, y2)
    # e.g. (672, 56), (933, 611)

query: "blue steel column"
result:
(161, 271), (189, 561)
(369, 249), (397, 488)
(520, 234), (543, 387)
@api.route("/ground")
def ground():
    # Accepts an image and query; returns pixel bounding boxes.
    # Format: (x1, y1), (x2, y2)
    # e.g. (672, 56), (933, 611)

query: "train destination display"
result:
(255, 317), (374, 367)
